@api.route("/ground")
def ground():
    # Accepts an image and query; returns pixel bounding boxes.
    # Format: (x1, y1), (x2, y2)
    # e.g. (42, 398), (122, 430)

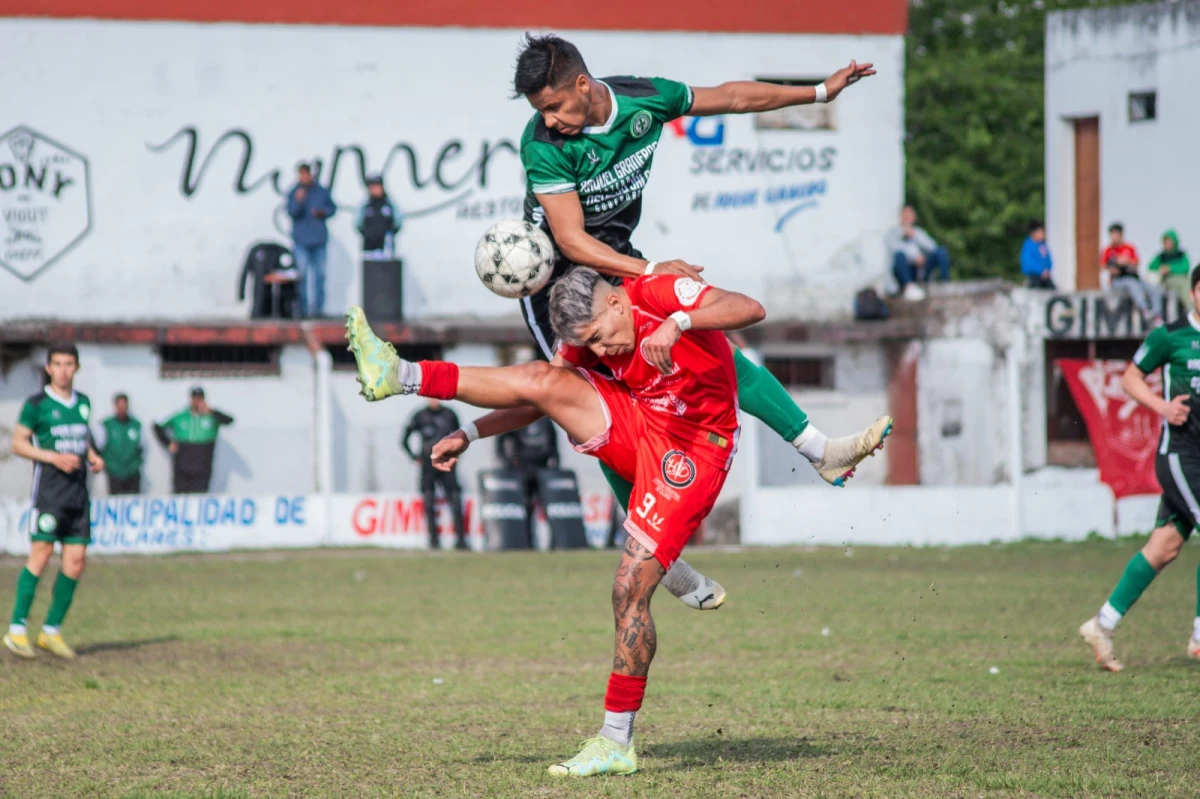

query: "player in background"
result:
(512, 33), (892, 508)
(1079, 268), (1200, 671)
(346, 266), (761, 776)
(4, 344), (103, 660)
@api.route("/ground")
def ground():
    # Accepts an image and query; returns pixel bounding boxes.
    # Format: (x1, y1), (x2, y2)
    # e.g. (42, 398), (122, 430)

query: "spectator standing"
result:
(154, 387), (234, 495)
(1150, 229), (1191, 310)
(286, 164), (337, 318)
(1103, 222), (1162, 326)
(355, 175), (401, 260)
(98, 393), (144, 495)
(402, 400), (468, 550)
(887, 206), (950, 301)
(1020, 220), (1056, 289)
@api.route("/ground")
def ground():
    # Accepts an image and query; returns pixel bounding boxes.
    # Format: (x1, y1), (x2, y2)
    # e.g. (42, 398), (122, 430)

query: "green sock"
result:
(1107, 551), (1159, 616)
(733, 349), (809, 442)
(44, 572), (79, 629)
(10, 567), (39, 626)
(599, 461), (633, 513)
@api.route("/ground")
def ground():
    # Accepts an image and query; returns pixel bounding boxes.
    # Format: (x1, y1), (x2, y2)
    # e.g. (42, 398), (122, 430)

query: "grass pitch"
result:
(2, 539), (1199, 798)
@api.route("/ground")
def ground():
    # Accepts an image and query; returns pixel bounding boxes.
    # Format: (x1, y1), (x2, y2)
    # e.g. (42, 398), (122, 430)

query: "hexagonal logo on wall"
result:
(0, 126), (92, 282)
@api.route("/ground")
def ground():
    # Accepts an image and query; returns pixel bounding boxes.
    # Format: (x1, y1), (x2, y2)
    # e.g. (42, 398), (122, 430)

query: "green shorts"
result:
(29, 506), (91, 546)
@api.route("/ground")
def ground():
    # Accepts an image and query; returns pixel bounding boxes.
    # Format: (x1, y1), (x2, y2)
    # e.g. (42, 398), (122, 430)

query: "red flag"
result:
(1059, 359), (1161, 498)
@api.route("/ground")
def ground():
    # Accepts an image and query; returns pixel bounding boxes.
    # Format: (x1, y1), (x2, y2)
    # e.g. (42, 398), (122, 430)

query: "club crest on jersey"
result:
(79, 405), (89, 420)
(630, 110), (653, 139)
(660, 449), (696, 489)
(37, 513), (57, 534)
(674, 278), (704, 306)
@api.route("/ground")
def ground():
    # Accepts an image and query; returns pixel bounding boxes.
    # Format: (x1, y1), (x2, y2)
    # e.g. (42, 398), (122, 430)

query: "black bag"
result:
(854, 288), (889, 321)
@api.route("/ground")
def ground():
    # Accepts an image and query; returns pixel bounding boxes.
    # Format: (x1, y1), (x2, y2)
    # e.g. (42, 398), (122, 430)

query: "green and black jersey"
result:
(520, 76), (694, 275)
(18, 388), (93, 511)
(1133, 316), (1200, 454)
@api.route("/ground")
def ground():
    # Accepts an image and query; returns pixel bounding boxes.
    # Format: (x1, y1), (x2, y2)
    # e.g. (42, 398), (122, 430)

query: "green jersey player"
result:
(512, 34), (892, 509)
(5, 344), (103, 660)
(1080, 267), (1200, 671)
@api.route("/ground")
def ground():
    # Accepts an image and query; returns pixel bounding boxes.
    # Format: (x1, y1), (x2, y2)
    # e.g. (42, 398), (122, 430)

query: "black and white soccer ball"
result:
(474, 220), (555, 299)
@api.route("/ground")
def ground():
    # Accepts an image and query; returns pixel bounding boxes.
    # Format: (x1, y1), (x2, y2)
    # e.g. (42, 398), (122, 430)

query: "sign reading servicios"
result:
(0, 126), (92, 282)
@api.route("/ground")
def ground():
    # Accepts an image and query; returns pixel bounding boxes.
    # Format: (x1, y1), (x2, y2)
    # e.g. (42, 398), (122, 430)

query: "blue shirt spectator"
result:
(1021, 220), (1055, 289)
(285, 163), (337, 317)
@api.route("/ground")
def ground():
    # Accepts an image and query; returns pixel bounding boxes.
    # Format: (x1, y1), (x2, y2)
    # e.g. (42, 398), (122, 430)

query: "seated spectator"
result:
(1150, 229), (1191, 310)
(1020, 220), (1055, 289)
(887, 205), (950, 301)
(1103, 222), (1161, 326)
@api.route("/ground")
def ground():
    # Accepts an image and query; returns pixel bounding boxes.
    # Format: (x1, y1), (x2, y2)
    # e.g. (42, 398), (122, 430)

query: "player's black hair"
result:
(1028, 219), (1044, 233)
(512, 33), (590, 98)
(46, 343), (79, 364)
(114, 392), (128, 403)
(1190, 265), (1200, 291)
(1108, 222), (1124, 234)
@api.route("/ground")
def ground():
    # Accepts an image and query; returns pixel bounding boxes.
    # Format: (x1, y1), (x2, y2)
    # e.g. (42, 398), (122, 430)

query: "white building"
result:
(1045, 1), (1200, 290)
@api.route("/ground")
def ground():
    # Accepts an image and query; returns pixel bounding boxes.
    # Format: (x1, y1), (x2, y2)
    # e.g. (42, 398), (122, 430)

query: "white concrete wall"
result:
(0, 19), (903, 323)
(1045, 2), (1200, 290)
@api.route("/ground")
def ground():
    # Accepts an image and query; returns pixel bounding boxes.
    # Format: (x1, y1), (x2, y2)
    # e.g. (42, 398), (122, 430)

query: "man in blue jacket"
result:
(287, 163), (337, 318)
(1021, 220), (1055, 289)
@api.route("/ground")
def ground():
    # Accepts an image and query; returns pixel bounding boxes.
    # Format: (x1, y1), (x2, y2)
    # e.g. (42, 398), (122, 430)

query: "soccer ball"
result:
(474, 219), (555, 299)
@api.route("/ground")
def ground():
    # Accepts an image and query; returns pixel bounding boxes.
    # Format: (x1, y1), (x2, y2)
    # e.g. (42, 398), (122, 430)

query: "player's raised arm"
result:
(687, 60), (876, 116)
(639, 284), (765, 374)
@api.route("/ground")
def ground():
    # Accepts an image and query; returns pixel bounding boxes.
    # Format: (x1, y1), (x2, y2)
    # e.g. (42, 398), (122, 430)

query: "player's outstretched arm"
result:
(537, 192), (704, 282)
(688, 60), (876, 116)
(1122, 363), (1189, 425)
(431, 406), (546, 472)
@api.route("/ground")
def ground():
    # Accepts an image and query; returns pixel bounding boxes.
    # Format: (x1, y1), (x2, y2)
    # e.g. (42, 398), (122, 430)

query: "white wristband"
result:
(669, 311), (693, 332)
(460, 422), (479, 443)
(644, 261), (658, 275)
(814, 82), (828, 103)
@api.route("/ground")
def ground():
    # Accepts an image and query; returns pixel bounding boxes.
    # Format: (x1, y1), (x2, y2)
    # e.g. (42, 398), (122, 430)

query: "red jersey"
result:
(1102, 243), (1140, 277)
(558, 275), (739, 467)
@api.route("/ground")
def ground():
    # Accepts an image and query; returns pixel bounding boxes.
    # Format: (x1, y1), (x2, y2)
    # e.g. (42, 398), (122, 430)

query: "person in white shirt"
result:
(887, 206), (950, 300)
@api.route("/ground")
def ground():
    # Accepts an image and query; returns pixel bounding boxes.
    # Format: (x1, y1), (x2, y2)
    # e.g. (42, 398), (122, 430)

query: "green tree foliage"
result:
(905, 0), (1130, 279)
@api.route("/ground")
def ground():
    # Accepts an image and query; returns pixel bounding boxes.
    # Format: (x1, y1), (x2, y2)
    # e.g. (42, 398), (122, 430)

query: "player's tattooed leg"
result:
(611, 537), (665, 677)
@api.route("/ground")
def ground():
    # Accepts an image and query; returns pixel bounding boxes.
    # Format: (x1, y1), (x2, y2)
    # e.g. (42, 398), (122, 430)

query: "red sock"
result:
(604, 673), (648, 712)
(418, 360), (458, 400)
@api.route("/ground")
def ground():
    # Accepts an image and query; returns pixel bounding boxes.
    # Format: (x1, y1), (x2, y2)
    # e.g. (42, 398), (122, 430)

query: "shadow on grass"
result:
(76, 636), (181, 656)
(469, 736), (838, 768)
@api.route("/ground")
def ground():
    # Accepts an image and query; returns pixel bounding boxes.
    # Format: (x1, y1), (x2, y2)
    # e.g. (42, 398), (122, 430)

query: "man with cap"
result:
(154, 387), (235, 494)
(355, 174), (401, 261)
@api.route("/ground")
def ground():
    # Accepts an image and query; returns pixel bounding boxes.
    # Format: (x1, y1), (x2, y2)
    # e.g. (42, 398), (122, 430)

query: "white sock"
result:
(1098, 602), (1122, 631)
(41, 625), (59, 637)
(9, 623), (26, 636)
(1192, 617), (1200, 641)
(599, 710), (635, 746)
(792, 425), (828, 463)
(389, 359), (422, 394)
(661, 559), (701, 599)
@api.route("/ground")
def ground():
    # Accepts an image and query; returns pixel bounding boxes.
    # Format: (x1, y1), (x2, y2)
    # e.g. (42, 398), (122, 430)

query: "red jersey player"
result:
(344, 268), (765, 776)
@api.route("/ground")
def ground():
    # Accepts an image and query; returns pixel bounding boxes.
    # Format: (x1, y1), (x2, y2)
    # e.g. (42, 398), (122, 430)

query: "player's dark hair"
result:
(1191, 265), (1200, 291)
(46, 343), (79, 364)
(114, 392), (128, 403)
(1028, 219), (1044, 234)
(1109, 222), (1124, 234)
(512, 33), (589, 98)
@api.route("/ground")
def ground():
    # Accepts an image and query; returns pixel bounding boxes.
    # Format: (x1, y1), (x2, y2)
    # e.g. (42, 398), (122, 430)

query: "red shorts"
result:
(573, 370), (732, 570)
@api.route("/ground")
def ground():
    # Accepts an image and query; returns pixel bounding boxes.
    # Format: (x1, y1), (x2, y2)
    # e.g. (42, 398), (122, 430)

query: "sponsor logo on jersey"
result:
(661, 449), (696, 489)
(585, 149), (601, 166)
(37, 513), (57, 534)
(673, 278), (704, 307)
(0, 126), (93, 282)
(630, 110), (653, 138)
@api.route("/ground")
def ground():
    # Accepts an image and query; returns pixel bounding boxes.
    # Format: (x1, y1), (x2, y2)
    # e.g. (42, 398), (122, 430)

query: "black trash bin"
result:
(362, 257), (404, 322)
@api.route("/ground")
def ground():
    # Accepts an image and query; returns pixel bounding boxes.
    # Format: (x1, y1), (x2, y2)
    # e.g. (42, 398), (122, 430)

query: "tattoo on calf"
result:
(611, 537), (665, 676)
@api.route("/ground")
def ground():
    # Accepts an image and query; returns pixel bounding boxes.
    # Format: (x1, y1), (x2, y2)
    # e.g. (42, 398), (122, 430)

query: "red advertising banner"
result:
(1059, 359), (1162, 498)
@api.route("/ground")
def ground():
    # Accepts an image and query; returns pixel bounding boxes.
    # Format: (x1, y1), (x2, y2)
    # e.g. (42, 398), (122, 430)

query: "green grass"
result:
(2, 540), (1199, 798)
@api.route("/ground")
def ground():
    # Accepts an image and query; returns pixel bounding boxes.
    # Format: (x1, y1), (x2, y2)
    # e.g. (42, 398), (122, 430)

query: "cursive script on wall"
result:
(147, 126), (519, 219)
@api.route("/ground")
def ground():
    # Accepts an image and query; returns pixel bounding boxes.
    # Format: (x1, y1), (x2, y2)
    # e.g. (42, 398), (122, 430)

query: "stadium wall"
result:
(0, 18), (904, 323)
(1045, 1), (1200, 290)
